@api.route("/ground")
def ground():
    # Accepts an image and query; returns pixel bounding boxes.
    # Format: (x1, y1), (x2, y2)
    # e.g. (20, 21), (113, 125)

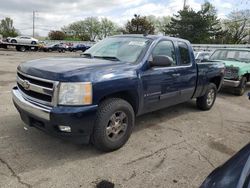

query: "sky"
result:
(0, 0), (249, 36)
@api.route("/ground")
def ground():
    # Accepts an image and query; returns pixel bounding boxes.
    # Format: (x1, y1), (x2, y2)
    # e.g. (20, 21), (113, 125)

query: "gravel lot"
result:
(0, 50), (249, 188)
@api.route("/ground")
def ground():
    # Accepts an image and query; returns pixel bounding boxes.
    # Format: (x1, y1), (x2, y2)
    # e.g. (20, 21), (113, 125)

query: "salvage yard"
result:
(0, 50), (249, 188)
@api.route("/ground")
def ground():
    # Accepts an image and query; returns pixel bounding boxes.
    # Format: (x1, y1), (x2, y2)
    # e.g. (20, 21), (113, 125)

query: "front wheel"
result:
(92, 98), (135, 152)
(196, 83), (217, 111)
(235, 77), (247, 96)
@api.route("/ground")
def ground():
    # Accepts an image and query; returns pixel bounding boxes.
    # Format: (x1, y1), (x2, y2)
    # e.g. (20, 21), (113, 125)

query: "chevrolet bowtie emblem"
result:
(22, 80), (30, 90)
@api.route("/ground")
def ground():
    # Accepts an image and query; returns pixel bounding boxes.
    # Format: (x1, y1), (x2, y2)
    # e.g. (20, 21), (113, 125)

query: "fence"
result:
(192, 44), (250, 52)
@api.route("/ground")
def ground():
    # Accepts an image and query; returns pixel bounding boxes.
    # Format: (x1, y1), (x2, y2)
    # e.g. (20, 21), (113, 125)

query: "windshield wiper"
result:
(81, 53), (93, 58)
(94, 56), (121, 61)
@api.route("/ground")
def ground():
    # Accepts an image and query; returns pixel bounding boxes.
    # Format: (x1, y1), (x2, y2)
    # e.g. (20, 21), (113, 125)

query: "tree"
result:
(100, 18), (117, 38)
(0, 17), (19, 38)
(146, 15), (171, 35)
(62, 20), (89, 41)
(166, 3), (223, 43)
(84, 17), (101, 41)
(62, 17), (118, 41)
(125, 14), (155, 34)
(48, 30), (66, 40)
(222, 10), (250, 44)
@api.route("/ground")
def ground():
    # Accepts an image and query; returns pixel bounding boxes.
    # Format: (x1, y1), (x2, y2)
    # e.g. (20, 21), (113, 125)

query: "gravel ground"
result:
(0, 50), (249, 188)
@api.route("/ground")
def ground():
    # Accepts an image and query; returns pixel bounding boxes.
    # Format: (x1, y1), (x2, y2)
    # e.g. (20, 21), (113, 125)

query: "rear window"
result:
(178, 42), (191, 65)
(210, 49), (250, 63)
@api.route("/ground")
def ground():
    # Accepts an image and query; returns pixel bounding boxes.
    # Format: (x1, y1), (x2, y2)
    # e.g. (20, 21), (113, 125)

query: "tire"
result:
(197, 83), (217, 111)
(19, 46), (26, 52)
(92, 98), (135, 152)
(31, 41), (37, 45)
(234, 77), (247, 96)
(11, 39), (17, 43)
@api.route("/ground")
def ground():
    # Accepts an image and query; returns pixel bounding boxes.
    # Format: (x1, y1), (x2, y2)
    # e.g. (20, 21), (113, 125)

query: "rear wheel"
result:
(197, 83), (217, 111)
(92, 98), (135, 152)
(11, 39), (17, 43)
(19, 46), (26, 52)
(235, 77), (247, 96)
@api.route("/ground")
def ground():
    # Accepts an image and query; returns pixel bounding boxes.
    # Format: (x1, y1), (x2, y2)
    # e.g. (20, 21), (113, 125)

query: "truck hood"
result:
(223, 60), (249, 70)
(18, 57), (137, 82)
(222, 60), (250, 75)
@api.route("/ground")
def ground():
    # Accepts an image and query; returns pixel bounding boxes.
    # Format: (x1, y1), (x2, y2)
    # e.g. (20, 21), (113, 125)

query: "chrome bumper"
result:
(12, 88), (51, 121)
(223, 79), (240, 87)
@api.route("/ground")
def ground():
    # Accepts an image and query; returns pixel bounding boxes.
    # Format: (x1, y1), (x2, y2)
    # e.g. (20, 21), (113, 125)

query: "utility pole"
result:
(33, 11), (35, 37)
(183, 0), (187, 10)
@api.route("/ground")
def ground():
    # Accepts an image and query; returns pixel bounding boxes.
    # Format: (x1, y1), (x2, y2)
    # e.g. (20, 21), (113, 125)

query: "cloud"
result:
(0, 0), (247, 36)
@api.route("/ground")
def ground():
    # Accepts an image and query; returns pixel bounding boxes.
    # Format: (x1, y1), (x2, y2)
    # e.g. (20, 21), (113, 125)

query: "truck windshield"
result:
(210, 49), (250, 63)
(83, 37), (152, 63)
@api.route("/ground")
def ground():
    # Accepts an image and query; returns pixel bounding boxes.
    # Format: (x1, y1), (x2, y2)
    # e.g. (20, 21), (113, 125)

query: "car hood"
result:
(223, 60), (249, 69)
(221, 60), (250, 75)
(201, 143), (250, 188)
(17, 57), (137, 82)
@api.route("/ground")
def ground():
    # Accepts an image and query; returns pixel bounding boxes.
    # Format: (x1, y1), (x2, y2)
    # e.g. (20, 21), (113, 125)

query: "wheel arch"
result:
(243, 73), (250, 82)
(209, 76), (223, 90)
(97, 90), (139, 115)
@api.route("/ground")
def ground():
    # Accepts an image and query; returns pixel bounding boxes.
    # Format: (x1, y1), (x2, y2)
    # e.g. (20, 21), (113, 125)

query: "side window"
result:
(152, 40), (177, 66)
(178, 42), (191, 65)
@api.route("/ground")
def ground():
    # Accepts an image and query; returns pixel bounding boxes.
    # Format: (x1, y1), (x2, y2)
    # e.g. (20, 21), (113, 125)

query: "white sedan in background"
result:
(7, 36), (38, 44)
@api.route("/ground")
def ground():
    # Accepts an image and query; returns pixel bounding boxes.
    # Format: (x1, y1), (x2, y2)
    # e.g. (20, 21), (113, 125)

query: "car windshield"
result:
(210, 49), (250, 63)
(83, 37), (152, 63)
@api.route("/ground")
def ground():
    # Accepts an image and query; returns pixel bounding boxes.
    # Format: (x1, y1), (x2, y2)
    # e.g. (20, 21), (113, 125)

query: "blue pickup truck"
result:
(12, 35), (225, 151)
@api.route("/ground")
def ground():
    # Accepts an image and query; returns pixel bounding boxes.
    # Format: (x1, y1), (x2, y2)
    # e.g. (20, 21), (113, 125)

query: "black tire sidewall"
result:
(236, 77), (247, 96)
(197, 83), (217, 110)
(93, 99), (134, 152)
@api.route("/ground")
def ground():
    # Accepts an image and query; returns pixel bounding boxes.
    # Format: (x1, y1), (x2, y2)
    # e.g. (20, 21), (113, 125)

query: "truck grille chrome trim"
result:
(12, 87), (51, 121)
(16, 70), (59, 106)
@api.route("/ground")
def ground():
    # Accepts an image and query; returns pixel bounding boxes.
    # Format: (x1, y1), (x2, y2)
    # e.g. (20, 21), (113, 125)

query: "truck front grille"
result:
(16, 71), (58, 106)
(225, 67), (239, 80)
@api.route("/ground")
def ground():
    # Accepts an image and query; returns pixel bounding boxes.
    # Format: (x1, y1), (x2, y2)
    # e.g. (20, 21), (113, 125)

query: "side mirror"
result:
(151, 55), (173, 67)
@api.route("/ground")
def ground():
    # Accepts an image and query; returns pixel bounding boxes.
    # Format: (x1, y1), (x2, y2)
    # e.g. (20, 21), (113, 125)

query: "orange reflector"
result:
(83, 95), (92, 104)
(84, 83), (92, 94)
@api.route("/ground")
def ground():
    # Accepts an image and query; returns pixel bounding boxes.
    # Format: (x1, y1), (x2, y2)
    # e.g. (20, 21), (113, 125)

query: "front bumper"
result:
(12, 87), (98, 144)
(223, 79), (241, 87)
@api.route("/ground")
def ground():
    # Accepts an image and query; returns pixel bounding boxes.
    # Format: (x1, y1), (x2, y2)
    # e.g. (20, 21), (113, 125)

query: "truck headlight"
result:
(58, 82), (92, 105)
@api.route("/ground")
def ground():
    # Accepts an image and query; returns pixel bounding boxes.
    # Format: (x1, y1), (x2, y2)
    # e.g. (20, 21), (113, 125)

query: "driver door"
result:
(141, 40), (180, 113)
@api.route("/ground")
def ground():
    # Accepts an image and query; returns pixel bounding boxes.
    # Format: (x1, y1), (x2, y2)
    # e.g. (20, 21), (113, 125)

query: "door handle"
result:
(172, 73), (180, 77)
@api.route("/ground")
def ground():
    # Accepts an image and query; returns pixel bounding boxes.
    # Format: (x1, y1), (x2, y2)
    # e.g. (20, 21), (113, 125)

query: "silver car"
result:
(7, 36), (38, 44)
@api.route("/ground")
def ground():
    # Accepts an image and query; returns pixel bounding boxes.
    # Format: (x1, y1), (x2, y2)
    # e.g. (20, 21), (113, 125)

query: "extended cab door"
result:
(141, 40), (180, 113)
(175, 41), (197, 102)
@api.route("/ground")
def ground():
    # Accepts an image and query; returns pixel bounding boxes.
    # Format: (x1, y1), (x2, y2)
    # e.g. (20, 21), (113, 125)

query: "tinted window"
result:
(152, 40), (177, 66)
(178, 42), (191, 65)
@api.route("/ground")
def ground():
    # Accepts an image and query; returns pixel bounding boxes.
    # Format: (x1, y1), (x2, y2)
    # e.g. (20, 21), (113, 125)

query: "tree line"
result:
(0, 2), (249, 44)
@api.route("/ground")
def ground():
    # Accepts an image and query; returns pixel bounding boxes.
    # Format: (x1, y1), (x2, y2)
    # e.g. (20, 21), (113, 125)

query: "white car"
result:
(7, 36), (38, 45)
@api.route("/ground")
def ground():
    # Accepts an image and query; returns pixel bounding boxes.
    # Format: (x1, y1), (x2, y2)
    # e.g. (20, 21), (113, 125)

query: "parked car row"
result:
(2, 35), (91, 53)
(40, 43), (91, 53)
